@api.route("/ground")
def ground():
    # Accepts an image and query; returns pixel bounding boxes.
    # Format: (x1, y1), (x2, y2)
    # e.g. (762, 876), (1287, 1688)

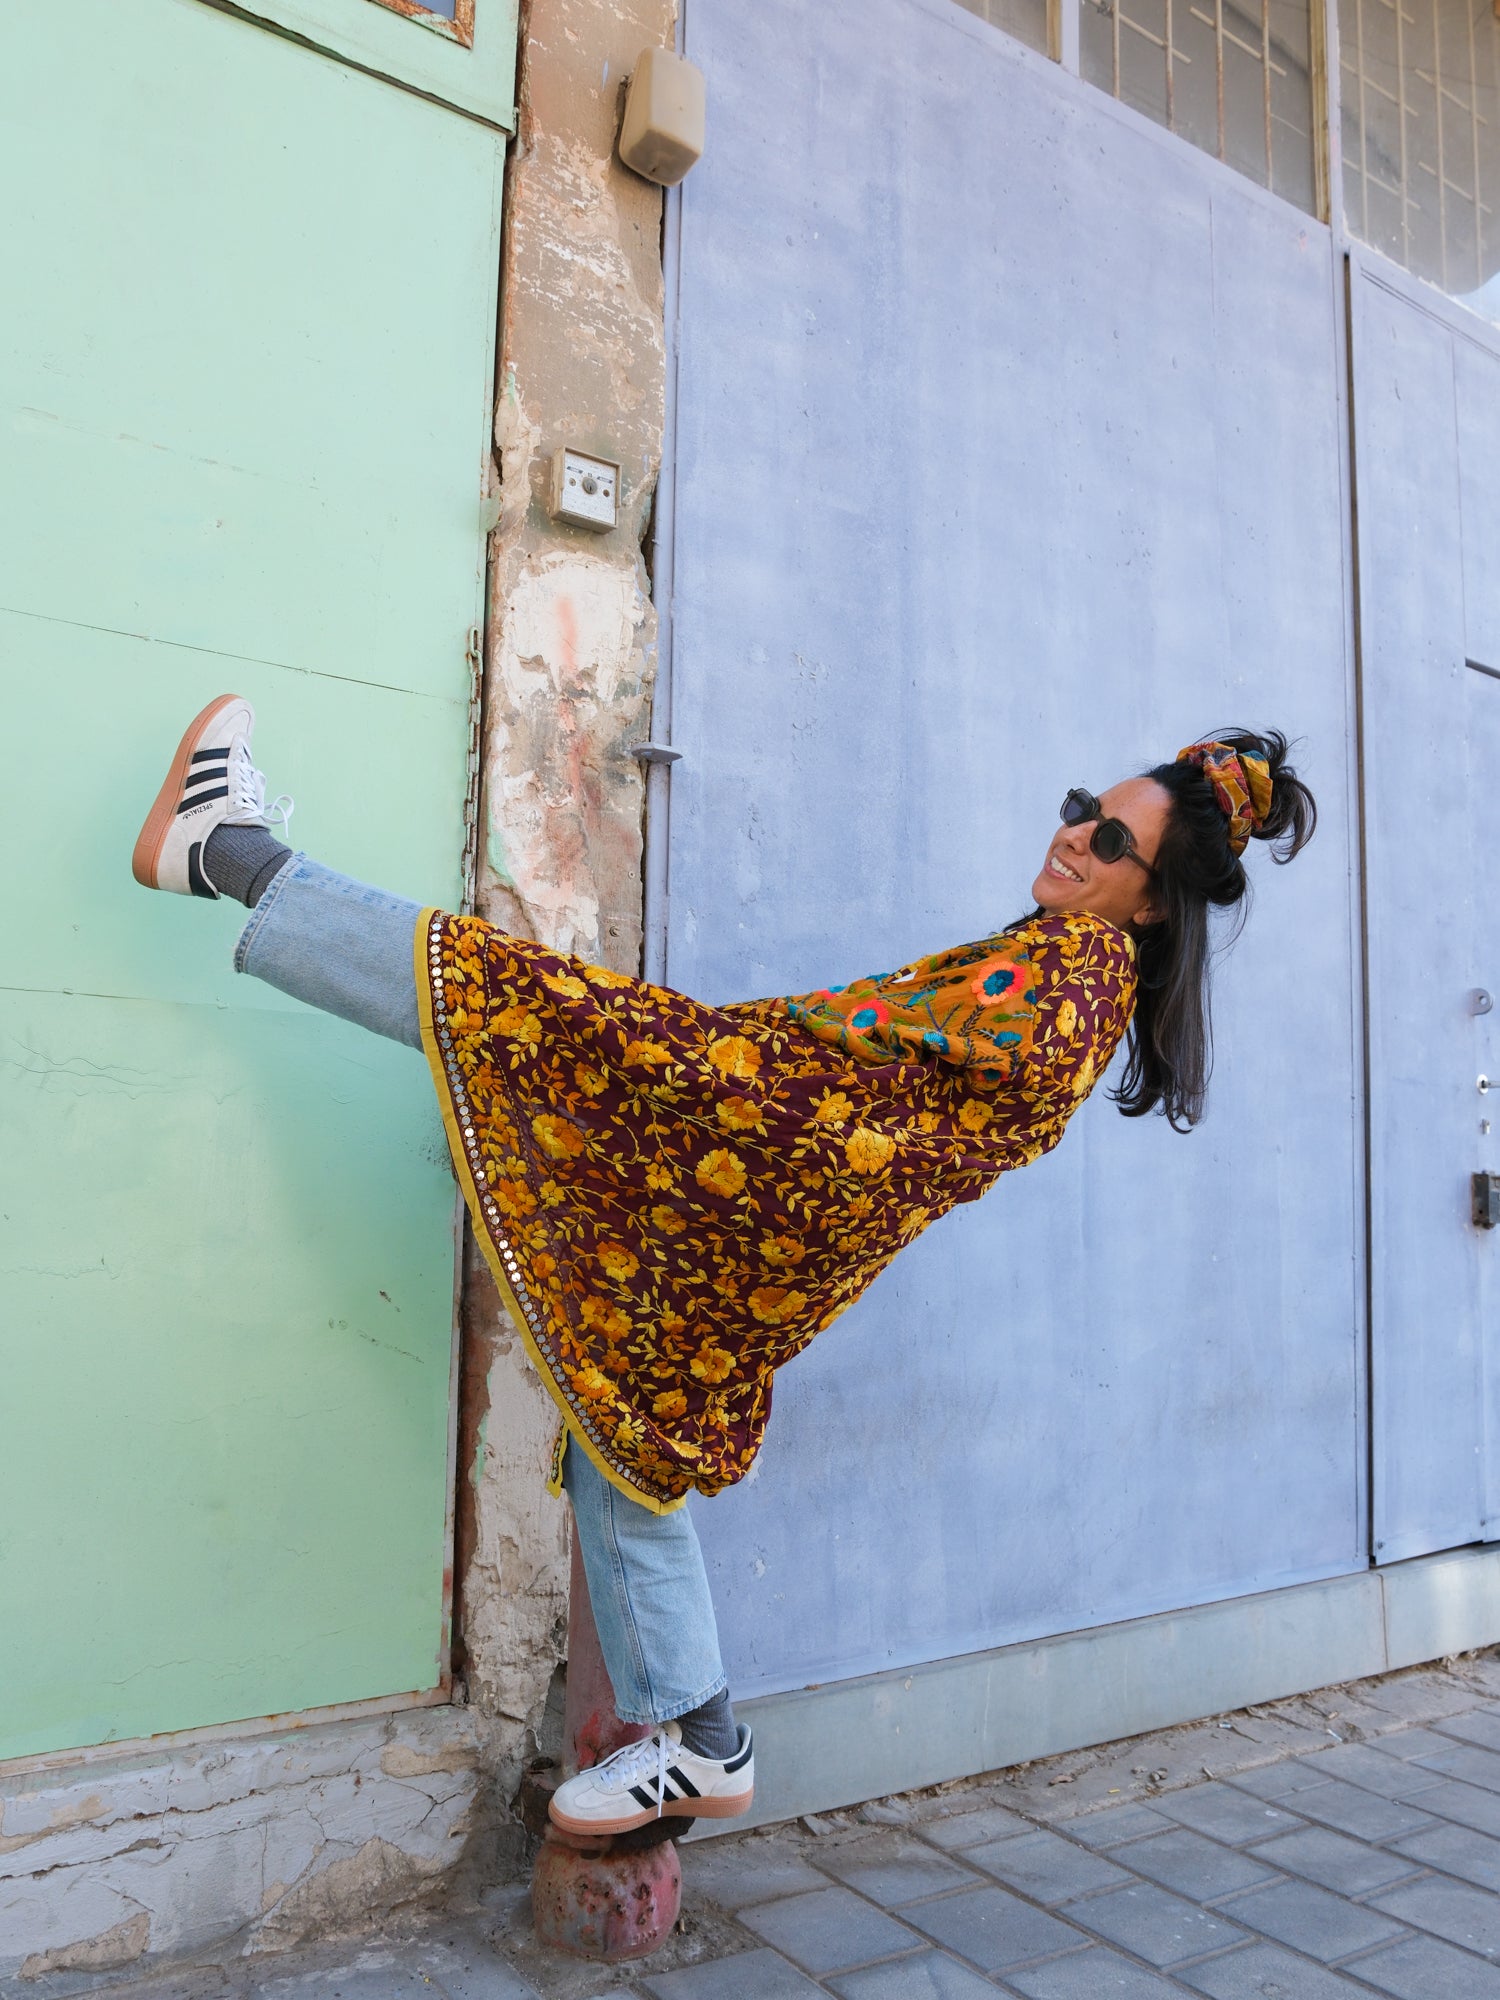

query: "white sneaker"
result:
(548, 1722), (754, 1837)
(132, 694), (292, 898)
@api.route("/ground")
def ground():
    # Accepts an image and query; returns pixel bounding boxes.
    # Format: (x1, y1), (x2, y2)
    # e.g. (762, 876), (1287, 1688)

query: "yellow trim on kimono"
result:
(413, 910), (686, 1515)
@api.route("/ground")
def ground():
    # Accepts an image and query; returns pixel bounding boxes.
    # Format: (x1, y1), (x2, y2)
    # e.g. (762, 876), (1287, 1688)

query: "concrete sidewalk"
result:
(29, 1652), (1500, 2000)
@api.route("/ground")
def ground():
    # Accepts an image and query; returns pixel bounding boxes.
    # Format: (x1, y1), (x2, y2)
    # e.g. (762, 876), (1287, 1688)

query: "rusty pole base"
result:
(531, 1820), (683, 1960)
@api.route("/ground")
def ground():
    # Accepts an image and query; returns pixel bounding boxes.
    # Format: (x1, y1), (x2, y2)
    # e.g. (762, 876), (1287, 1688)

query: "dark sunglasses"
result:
(1059, 788), (1158, 879)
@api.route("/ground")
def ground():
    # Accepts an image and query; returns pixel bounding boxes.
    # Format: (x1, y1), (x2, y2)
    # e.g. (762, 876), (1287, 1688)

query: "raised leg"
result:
(233, 855), (423, 1050)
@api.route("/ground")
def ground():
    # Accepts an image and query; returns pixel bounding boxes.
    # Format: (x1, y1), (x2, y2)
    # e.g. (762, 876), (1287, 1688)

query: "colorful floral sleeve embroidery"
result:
(771, 938), (1039, 1076)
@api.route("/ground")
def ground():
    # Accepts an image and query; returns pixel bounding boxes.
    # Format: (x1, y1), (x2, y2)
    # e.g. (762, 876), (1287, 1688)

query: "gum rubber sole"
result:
(131, 693), (246, 889)
(547, 1787), (753, 1838)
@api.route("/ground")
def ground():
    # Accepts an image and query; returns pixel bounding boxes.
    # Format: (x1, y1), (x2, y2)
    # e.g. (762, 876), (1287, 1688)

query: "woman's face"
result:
(1031, 777), (1172, 931)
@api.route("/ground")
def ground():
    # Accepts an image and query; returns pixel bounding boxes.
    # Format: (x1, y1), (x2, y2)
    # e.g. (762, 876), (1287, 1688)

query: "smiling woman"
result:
(130, 700), (1314, 1837)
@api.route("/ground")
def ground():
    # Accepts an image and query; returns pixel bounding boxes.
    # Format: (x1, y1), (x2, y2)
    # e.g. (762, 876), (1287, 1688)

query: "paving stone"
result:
(740, 1887), (922, 1976)
(1412, 1745), (1500, 1795)
(1175, 1940), (1374, 1996)
(1116, 1827), (1279, 1902)
(1390, 1819), (1500, 1892)
(1349, 1931), (1500, 1998)
(1361, 1678), (1481, 1725)
(641, 1947), (827, 2000)
(1225, 1763), (1334, 1801)
(681, 1832), (833, 1911)
(1152, 1785), (1306, 1847)
(919, 1805), (1035, 1850)
(826, 1947), (1002, 1998)
(903, 1885), (1088, 1972)
(1247, 1825), (1425, 1895)
(1381, 1729), (1477, 1762)
(1433, 1713), (1500, 1757)
(1003, 1947), (1185, 1996)
(812, 1832), (984, 1907)
(1287, 1780), (1438, 1843)
(1058, 1881), (1249, 1967)
(1058, 1803), (1173, 1848)
(963, 1829), (1134, 1905)
(412, 1941), (547, 2000)
(1370, 1875), (1500, 1960)
(1293, 1743), (1448, 1799)
(1222, 1875), (1407, 1961)
(1415, 1781), (1500, 1839)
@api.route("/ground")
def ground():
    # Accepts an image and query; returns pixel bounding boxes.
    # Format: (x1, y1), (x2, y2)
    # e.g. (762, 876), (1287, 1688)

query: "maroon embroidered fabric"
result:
(417, 907), (1137, 1511)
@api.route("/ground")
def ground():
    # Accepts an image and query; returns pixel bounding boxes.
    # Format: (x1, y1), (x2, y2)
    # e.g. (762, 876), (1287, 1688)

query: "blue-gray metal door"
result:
(1355, 258), (1500, 1564)
(663, 0), (1364, 1699)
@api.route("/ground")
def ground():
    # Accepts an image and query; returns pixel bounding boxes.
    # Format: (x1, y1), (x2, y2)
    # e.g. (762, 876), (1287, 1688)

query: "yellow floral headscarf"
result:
(1176, 740), (1273, 856)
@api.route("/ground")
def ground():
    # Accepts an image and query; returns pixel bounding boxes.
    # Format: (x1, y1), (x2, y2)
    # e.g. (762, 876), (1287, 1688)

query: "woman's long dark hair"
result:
(1112, 729), (1317, 1131)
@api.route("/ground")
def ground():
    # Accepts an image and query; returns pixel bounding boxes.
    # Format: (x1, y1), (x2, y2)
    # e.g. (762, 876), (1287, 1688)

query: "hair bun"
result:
(1197, 729), (1316, 863)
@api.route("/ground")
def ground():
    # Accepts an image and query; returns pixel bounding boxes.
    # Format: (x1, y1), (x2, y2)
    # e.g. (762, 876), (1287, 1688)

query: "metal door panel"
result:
(190, 0), (518, 127)
(669, 0), (1362, 1696)
(0, 0), (500, 1757)
(1457, 340), (1500, 676)
(1356, 265), (1500, 1559)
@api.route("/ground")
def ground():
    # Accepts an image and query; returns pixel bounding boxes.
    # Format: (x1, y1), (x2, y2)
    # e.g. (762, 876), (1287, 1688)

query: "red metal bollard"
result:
(531, 1531), (685, 1960)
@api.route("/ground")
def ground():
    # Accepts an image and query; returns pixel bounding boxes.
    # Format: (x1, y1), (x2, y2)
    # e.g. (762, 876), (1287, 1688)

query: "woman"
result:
(133, 697), (1315, 1837)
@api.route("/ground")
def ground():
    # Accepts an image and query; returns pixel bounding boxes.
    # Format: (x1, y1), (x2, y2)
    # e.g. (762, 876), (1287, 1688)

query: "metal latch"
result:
(631, 742), (682, 765)
(1474, 1172), (1500, 1229)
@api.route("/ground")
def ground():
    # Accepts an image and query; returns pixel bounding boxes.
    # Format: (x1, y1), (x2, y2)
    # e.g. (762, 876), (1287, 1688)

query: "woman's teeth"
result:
(1047, 855), (1083, 883)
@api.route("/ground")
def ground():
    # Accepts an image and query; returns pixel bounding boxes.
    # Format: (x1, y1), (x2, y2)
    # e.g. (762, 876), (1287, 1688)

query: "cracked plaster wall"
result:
(0, 1710), (481, 1983)
(455, 0), (675, 1798)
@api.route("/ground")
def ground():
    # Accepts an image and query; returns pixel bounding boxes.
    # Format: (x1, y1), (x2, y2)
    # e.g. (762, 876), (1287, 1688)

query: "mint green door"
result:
(0, 0), (513, 1761)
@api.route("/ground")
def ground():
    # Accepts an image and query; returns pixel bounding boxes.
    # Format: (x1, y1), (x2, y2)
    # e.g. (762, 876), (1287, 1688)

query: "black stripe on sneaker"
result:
(190, 748), (230, 764)
(724, 1731), (753, 1774)
(187, 841), (217, 900)
(178, 785), (229, 814)
(628, 1784), (658, 1811)
(665, 1767), (701, 1798)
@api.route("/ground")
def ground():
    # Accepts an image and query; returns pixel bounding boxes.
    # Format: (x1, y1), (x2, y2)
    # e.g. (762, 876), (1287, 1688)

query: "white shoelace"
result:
(593, 1728), (673, 1817)
(226, 737), (294, 840)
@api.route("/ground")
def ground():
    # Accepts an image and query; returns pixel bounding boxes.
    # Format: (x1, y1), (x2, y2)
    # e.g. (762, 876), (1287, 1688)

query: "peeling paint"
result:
(21, 1909), (150, 1980)
(457, 0), (673, 1813)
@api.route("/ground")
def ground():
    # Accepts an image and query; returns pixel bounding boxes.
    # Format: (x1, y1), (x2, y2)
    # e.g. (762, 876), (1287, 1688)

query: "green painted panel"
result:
(218, 0), (518, 129)
(0, 991), (456, 1759)
(0, 0), (504, 1758)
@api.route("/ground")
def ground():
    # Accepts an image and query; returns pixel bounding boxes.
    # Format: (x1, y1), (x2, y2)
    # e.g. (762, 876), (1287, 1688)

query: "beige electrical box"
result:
(549, 447), (620, 532)
(618, 47), (705, 187)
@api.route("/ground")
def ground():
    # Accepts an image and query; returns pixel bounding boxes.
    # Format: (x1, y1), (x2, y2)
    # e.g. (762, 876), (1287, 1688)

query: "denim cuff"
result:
(232, 850), (308, 975)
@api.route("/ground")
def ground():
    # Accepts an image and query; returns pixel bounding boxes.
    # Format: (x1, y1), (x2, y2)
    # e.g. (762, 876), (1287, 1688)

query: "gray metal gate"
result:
(660, 0), (1364, 1700)
(1354, 258), (1500, 1564)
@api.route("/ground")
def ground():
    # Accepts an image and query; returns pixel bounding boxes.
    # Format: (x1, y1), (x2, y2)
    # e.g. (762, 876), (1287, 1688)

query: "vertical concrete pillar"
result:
(455, 0), (677, 1837)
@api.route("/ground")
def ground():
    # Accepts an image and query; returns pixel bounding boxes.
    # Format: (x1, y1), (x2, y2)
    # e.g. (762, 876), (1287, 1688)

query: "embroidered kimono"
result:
(417, 908), (1137, 1512)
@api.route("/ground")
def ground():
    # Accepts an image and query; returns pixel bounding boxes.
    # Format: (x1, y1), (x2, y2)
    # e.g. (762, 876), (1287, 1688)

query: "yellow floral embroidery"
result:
(696, 1149), (748, 1198)
(706, 1035), (762, 1081)
(421, 909), (1136, 1508)
(845, 1127), (896, 1175)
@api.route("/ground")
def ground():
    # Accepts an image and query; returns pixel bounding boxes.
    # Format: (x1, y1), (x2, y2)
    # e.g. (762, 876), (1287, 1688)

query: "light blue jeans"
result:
(236, 854), (728, 1727)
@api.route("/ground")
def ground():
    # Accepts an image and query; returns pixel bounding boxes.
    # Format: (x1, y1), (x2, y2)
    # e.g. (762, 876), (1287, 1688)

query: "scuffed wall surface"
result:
(458, 0), (675, 1791)
(0, 1710), (481, 1982)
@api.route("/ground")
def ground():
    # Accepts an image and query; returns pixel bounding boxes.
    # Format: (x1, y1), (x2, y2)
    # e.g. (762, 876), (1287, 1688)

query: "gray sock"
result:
(677, 1688), (739, 1762)
(204, 825), (292, 908)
